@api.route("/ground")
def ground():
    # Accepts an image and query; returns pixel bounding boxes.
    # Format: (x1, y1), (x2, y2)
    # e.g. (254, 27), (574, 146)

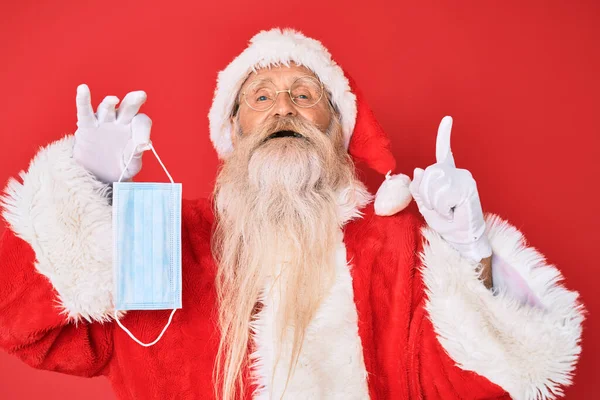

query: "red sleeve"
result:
(408, 302), (510, 399)
(406, 213), (510, 400)
(0, 228), (113, 377)
(409, 213), (583, 399)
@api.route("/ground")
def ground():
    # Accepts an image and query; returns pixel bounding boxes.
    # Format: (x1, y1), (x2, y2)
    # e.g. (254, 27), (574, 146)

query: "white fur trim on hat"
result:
(208, 28), (357, 158)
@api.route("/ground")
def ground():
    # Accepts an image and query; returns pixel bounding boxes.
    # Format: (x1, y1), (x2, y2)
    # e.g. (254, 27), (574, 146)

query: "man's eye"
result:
(257, 95), (268, 101)
(297, 94), (308, 99)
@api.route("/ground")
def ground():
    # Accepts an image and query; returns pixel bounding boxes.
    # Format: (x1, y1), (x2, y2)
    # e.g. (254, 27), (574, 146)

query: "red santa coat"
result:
(0, 137), (584, 399)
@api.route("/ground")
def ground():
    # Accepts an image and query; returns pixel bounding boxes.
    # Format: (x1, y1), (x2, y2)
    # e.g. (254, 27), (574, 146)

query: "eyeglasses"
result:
(240, 75), (325, 112)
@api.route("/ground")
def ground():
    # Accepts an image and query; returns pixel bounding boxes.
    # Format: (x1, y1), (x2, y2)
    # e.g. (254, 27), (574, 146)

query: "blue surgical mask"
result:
(112, 143), (182, 347)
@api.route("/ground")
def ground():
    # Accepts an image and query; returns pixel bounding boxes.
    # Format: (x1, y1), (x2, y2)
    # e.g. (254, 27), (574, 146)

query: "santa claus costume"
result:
(0, 28), (584, 400)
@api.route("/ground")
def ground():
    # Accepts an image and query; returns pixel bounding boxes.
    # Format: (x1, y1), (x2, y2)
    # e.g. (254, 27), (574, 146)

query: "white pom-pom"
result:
(374, 171), (413, 216)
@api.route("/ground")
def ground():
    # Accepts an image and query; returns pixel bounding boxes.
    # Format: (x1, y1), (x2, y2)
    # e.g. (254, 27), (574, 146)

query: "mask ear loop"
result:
(114, 309), (177, 347)
(114, 141), (178, 347)
(118, 141), (174, 183)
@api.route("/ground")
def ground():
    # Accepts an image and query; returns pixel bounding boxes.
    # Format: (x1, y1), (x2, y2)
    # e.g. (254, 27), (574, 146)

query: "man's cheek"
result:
(242, 114), (266, 135)
(298, 110), (319, 127)
(311, 112), (331, 132)
(317, 106), (332, 126)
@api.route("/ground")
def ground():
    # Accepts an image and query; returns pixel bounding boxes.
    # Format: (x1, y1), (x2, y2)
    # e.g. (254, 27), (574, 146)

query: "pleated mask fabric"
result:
(112, 143), (182, 347)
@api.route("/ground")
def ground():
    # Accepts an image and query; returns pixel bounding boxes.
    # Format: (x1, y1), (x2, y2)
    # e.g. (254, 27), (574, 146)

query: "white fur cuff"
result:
(420, 214), (584, 400)
(1, 135), (116, 323)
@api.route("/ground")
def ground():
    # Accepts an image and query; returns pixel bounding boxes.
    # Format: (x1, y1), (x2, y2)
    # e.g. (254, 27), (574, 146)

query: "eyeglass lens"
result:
(244, 76), (323, 111)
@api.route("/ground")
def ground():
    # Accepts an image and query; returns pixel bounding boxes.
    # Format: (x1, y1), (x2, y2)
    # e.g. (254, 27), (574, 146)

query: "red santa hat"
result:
(208, 27), (412, 216)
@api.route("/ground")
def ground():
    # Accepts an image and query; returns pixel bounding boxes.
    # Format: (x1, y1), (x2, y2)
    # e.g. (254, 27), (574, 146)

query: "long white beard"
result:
(211, 114), (368, 399)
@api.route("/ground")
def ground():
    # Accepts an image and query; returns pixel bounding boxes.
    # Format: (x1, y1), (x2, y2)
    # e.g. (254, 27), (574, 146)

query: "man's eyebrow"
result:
(244, 76), (273, 88)
(244, 73), (317, 89)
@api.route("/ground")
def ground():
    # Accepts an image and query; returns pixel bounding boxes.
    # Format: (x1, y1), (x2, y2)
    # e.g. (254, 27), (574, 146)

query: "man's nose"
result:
(271, 92), (297, 117)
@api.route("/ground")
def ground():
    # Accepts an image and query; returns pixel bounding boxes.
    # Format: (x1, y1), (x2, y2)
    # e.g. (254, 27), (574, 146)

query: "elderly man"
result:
(0, 28), (583, 400)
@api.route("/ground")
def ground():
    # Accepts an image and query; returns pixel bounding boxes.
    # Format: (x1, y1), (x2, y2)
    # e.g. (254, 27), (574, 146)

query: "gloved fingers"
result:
(409, 168), (424, 191)
(116, 90), (147, 125)
(435, 116), (456, 167)
(96, 96), (119, 123)
(452, 199), (486, 243)
(131, 113), (153, 155)
(76, 84), (97, 128)
(409, 167), (428, 210)
(455, 167), (475, 183)
(425, 170), (447, 209)
(447, 171), (485, 237)
(119, 113), (151, 180)
(119, 146), (143, 182)
(120, 138), (144, 180)
(420, 166), (447, 210)
(431, 184), (463, 220)
(433, 166), (479, 219)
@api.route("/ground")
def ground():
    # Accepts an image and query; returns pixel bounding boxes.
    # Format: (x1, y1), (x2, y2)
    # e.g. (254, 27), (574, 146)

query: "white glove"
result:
(73, 84), (152, 183)
(408, 116), (492, 262)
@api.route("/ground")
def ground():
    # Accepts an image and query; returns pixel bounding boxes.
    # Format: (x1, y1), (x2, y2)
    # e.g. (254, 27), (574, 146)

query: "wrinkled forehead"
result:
(239, 63), (320, 92)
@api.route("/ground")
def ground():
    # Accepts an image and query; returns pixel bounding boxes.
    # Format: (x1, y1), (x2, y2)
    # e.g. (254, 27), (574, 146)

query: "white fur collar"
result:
(249, 230), (370, 399)
(337, 183), (373, 225)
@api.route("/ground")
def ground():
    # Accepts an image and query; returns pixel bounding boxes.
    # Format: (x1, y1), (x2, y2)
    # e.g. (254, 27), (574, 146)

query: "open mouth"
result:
(265, 130), (304, 140)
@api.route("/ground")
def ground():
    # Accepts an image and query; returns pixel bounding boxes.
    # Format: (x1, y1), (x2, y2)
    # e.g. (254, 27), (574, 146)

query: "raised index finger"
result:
(76, 84), (96, 128)
(435, 116), (455, 166)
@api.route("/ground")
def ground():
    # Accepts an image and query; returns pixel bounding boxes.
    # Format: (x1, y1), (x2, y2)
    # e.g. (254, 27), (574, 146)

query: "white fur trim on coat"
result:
(249, 230), (369, 399)
(208, 27), (357, 158)
(1, 135), (116, 323)
(420, 213), (584, 400)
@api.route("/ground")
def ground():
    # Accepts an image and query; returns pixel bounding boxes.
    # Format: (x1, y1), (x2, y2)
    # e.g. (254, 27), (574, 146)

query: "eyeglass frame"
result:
(239, 75), (326, 112)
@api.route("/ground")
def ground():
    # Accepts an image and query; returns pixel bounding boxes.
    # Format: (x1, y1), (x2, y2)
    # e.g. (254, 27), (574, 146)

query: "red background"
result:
(0, 0), (598, 398)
